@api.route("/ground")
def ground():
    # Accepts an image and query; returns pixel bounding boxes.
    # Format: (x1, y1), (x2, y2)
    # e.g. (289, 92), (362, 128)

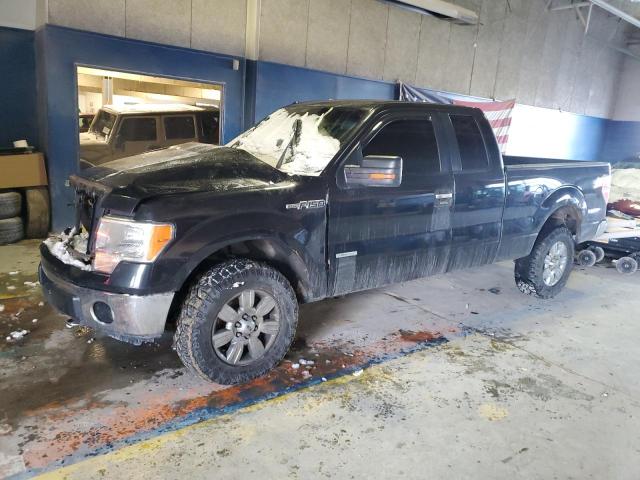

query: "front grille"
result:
(69, 175), (112, 254)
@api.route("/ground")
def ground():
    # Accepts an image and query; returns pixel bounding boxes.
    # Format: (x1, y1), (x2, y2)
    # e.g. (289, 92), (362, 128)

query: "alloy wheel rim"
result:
(211, 289), (281, 366)
(543, 241), (569, 286)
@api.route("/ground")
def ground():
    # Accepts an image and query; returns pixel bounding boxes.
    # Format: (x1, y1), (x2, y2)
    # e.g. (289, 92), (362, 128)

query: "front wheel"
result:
(515, 226), (575, 299)
(174, 259), (298, 384)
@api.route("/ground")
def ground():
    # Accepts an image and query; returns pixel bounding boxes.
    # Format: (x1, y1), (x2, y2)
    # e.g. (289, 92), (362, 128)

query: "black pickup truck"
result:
(40, 101), (611, 384)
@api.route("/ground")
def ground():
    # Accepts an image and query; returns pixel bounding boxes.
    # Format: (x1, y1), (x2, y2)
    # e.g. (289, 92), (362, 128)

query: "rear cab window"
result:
(450, 114), (489, 171)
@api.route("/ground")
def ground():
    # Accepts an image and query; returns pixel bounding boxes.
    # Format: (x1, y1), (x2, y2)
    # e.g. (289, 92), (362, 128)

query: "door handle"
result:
(435, 192), (453, 206)
(435, 193), (453, 200)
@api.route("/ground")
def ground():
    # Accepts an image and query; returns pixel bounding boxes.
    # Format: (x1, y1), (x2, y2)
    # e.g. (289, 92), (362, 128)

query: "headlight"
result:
(93, 216), (174, 273)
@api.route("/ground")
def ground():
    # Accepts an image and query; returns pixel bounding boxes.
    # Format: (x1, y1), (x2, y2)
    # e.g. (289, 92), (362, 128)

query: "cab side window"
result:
(363, 118), (440, 176)
(450, 115), (489, 171)
(164, 115), (196, 140)
(119, 117), (157, 142)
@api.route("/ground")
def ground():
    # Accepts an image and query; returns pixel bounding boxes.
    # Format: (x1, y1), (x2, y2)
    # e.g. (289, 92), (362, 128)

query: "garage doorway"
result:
(76, 66), (223, 170)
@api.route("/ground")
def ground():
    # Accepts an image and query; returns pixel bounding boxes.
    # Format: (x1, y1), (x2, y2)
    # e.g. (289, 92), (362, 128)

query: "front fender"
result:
(159, 209), (327, 301)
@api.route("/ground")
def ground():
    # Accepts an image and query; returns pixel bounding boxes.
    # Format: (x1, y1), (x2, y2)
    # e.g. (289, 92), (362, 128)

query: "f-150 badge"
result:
(286, 200), (326, 210)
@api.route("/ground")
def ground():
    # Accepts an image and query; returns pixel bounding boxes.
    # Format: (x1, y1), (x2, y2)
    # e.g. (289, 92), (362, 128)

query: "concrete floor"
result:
(1, 240), (639, 479)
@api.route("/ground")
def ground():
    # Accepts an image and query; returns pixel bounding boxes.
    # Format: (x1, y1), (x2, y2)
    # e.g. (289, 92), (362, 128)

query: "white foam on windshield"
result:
(231, 109), (340, 176)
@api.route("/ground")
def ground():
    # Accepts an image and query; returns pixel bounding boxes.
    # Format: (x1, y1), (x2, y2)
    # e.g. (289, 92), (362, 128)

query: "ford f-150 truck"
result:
(40, 101), (611, 384)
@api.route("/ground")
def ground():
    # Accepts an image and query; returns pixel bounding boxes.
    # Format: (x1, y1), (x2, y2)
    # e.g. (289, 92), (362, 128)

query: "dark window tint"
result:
(119, 117), (157, 142)
(199, 112), (219, 144)
(164, 115), (196, 140)
(450, 115), (488, 170)
(363, 119), (440, 175)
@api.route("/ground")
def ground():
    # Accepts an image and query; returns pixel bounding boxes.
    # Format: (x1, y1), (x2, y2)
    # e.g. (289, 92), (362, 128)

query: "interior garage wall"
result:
(47, 0), (247, 57)
(37, 25), (245, 230)
(0, 27), (39, 149)
(256, 0), (625, 119)
(601, 46), (640, 165)
(46, 0), (626, 119)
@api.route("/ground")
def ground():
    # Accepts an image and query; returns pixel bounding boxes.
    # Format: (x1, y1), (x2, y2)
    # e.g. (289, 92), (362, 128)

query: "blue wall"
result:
(601, 120), (640, 166)
(506, 104), (609, 161)
(0, 27), (38, 149)
(36, 25), (246, 230)
(251, 61), (396, 124)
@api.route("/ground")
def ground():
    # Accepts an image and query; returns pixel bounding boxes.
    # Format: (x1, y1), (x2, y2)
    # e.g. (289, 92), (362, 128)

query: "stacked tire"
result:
(0, 191), (24, 245)
(0, 188), (50, 245)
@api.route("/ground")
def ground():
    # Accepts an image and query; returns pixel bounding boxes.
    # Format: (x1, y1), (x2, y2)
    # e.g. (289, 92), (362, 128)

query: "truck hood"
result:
(77, 142), (289, 203)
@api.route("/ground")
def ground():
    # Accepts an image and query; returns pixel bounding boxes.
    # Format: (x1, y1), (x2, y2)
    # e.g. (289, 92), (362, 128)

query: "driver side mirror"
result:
(344, 155), (403, 188)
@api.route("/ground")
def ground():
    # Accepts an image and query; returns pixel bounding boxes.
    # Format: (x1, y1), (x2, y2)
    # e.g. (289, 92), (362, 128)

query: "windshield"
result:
(89, 110), (117, 138)
(227, 106), (371, 176)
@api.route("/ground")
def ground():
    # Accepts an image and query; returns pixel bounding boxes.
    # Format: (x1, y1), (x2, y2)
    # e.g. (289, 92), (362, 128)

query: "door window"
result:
(164, 115), (196, 140)
(199, 112), (220, 144)
(119, 117), (157, 142)
(450, 115), (489, 171)
(363, 118), (440, 176)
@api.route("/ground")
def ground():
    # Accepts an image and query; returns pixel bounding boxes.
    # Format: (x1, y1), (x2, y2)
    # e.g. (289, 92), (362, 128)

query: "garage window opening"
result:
(77, 66), (222, 170)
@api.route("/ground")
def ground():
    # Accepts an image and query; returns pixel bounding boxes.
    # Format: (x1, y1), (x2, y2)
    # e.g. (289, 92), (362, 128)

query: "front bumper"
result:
(39, 261), (174, 345)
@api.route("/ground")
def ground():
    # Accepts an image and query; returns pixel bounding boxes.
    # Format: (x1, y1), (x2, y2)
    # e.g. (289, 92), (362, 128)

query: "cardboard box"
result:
(0, 153), (48, 189)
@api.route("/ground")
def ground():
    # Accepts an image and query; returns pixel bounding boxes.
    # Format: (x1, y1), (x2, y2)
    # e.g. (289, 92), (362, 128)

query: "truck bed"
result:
(496, 155), (610, 261)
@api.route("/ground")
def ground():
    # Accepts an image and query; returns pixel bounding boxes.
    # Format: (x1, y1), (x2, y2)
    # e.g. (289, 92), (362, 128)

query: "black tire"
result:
(0, 217), (25, 245)
(515, 226), (574, 299)
(589, 246), (605, 263)
(0, 191), (21, 220)
(616, 256), (638, 275)
(24, 187), (50, 238)
(576, 249), (597, 267)
(174, 258), (298, 384)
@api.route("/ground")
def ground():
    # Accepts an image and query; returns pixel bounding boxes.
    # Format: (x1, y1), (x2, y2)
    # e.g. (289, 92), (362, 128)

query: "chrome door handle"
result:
(435, 192), (453, 206)
(435, 193), (453, 200)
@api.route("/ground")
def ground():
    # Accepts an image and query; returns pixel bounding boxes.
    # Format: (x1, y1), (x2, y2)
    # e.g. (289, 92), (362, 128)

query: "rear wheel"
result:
(515, 226), (574, 299)
(174, 259), (298, 384)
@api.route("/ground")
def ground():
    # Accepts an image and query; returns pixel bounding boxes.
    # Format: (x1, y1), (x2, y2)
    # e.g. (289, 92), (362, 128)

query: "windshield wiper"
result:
(275, 118), (302, 170)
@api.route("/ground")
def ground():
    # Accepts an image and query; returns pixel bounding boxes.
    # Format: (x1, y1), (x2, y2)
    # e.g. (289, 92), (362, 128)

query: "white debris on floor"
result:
(7, 330), (29, 341)
(352, 369), (363, 377)
(0, 305), (4, 312)
(298, 358), (315, 366)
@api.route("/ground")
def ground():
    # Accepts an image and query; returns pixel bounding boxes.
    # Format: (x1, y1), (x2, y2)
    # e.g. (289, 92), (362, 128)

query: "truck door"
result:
(328, 112), (454, 295)
(445, 113), (506, 270)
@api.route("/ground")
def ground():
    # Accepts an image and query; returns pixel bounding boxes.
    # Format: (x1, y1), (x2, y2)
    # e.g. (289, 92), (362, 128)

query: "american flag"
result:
(453, 99), (515, 153)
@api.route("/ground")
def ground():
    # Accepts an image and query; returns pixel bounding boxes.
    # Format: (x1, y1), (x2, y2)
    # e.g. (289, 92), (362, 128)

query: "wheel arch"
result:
(539, 186), (587, 239)
(167, 235), (318, 325)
